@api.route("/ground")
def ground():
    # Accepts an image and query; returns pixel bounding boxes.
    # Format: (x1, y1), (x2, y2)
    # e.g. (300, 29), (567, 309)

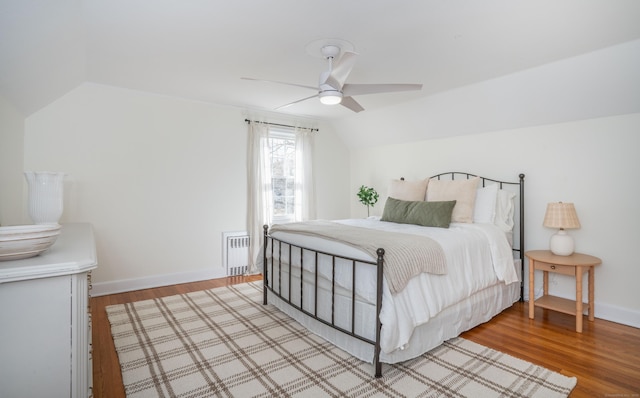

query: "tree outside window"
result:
(269, 131), (296, 222)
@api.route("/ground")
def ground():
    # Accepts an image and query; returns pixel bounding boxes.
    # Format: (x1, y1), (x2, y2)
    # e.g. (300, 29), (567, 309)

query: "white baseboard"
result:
(91, 268), (228, 297)
(594, 302), (640, 329)
(95, 272), (639, 329)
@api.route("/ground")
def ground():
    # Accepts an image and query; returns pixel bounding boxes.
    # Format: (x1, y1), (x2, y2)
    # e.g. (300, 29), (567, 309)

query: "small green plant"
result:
(357, 185), (379, 217)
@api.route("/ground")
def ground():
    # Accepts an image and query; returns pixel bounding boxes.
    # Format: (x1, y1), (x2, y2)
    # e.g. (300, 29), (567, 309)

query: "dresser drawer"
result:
(534, 261), (576, 276)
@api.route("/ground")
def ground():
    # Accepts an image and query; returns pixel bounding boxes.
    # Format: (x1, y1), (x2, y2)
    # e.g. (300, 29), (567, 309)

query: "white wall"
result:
(349, 114), (640, 327)
(23, 83), (350, 294)
(0, 95), (25, 226)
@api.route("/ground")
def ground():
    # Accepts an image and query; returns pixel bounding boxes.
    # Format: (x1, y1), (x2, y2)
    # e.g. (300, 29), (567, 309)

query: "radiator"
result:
(222, 232), (250, 276)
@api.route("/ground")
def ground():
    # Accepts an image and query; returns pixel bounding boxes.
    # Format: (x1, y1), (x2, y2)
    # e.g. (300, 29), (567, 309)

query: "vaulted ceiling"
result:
(2, 0), (640, 120)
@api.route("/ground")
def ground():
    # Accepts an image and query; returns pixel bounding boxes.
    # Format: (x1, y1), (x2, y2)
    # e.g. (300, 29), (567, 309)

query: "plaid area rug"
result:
(106, 282), (577, 398)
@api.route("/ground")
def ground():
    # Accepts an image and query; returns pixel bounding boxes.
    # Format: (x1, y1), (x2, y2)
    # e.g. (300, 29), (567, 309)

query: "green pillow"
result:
(381, 197), (456, 228)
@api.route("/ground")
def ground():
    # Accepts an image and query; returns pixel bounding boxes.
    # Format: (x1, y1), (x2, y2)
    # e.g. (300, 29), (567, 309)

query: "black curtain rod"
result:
(244, 119), (319, 132)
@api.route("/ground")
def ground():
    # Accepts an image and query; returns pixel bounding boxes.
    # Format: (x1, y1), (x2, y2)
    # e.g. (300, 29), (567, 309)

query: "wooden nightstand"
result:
(526, 250), (602, 332)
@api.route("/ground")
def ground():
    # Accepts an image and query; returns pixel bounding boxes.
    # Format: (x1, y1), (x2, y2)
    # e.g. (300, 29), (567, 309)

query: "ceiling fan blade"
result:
(340, 96), (364, 113)
(342, 83), (422, 96)
(329, 51), (358, 87)
(241, 77), (317, 91)
(275, 94), (319, 110)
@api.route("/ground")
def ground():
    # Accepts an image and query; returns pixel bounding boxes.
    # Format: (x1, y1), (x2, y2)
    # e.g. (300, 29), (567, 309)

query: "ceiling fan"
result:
(242, 45), (422, 113)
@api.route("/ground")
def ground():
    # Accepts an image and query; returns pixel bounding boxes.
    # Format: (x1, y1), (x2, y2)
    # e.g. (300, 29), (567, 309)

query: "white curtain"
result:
(294, 127), (316, 222)
(246, 122), (317, 274)
(246, 122), (272, 274)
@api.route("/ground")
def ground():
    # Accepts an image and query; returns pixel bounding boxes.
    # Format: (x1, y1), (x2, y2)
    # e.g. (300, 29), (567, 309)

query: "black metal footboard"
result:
(262, 225), (386, 378)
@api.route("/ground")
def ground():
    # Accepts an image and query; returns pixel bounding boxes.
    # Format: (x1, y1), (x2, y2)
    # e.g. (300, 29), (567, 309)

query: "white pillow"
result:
(495, 189), (516, 233)
(387, 178), (428, 201)
(426, 177), (479, 223)
(473, 183), (499, 223)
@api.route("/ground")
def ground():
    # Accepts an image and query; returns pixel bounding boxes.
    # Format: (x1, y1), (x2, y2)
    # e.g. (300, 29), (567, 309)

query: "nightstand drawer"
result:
(535, 261), (575, 276)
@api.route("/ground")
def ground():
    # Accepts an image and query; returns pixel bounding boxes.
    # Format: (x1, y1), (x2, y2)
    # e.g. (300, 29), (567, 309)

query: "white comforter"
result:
(266, 217), (518, 354)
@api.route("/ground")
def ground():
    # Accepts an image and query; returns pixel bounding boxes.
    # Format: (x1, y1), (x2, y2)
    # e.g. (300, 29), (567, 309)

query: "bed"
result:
(261, 172), (525, 377)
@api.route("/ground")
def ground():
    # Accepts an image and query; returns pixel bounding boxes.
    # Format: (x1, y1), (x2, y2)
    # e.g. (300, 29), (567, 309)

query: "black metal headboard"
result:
(428, 172), (526, 300)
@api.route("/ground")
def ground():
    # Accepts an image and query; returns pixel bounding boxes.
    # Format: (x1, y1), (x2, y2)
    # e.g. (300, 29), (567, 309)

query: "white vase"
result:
(24, 171), (65, 225)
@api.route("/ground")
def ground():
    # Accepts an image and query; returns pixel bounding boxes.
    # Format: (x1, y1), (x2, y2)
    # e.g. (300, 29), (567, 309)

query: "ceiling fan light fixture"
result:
(319, 90), (343, 105)
(245, 39), (421, 113)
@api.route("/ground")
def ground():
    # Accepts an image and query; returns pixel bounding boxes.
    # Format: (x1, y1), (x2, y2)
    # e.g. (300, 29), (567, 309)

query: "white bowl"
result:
(0, 224), (62, 261)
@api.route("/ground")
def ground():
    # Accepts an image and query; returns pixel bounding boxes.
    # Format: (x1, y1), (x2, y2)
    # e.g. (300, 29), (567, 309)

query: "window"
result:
(246, 121), (315, 271)
(268, 129), (296, 222)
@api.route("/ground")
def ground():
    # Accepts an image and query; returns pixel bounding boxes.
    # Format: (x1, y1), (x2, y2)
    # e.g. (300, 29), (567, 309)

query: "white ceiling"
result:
(2, 0), (640, 120)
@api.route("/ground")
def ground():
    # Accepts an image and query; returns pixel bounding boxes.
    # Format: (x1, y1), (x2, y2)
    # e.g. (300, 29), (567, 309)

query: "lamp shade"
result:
(543, 202), (581, 229)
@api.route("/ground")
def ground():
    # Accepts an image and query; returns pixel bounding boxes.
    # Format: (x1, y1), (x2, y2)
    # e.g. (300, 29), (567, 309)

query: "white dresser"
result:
(0, 223), (97, 398)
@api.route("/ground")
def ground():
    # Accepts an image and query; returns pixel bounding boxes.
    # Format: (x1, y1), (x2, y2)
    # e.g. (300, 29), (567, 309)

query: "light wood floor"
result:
(91, 275), (639, 397)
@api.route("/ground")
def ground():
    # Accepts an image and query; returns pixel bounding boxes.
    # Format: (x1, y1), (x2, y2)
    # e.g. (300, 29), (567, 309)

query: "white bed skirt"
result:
(264, 259), (521, 366)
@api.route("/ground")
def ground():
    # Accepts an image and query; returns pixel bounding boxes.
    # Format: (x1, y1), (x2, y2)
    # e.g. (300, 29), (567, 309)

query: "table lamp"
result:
(543, 202), (581, 256)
